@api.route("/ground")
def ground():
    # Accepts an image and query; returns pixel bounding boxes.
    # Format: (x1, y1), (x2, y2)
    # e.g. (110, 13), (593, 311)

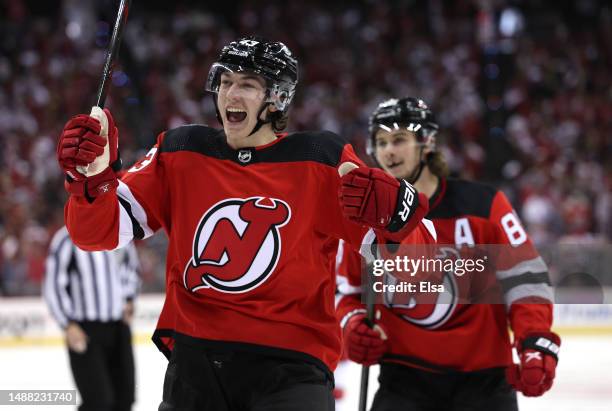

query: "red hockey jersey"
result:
(64, 125), (434, 373)
(337, 178), (553, 372)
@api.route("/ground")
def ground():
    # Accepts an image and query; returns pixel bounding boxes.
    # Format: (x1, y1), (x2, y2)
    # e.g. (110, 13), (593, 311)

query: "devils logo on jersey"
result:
(183, 197), (291, 293)
(383, 271), (458, 329)
(382, 247), (461, 329)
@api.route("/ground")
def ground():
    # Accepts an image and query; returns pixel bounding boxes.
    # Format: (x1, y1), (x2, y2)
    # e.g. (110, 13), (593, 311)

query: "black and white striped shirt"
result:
(43, 226), (141, 328)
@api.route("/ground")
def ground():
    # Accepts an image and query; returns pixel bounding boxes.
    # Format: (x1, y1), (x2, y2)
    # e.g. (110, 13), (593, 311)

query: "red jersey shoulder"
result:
(154, 126), (359, 168)
(428, 178), (497, 220)
(401, 220), (437, 245)
(488, 190), (531, 246)
(276, 130), (361, 168)
(159, 124), (226, 155)
(427, 178), (530, 246)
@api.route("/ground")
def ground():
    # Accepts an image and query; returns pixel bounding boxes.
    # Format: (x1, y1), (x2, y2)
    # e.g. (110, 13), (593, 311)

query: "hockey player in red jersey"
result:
(337, 97), (560, 410)
(56, 38), (433, 410)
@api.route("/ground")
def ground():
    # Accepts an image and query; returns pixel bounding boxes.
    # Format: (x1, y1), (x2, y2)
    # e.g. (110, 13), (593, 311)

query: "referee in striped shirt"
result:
(43, 226), (141, 411)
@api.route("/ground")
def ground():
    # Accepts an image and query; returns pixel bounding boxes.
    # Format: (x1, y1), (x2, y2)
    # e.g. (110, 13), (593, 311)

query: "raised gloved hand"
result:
(506, 331), (561, 397)
(343, 313), (388, 366)
(57, 107), (121, 199)
(338, 163), (428, 234)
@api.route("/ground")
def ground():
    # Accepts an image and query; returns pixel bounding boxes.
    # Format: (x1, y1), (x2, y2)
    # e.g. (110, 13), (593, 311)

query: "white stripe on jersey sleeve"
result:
(335, 239), (363, 304)
(117, 201), (136, 249)
(496, 256), (549, 280)
(336, 274), (363, 296)
(421, 218), (437, 242)
(358, 229), (378, 263)
(335, 239), (345, 277)
(116, 180), (155, 248)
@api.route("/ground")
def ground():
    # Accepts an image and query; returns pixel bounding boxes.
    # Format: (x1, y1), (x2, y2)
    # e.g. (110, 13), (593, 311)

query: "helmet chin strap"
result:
(370, 143), (425, 184)
(213, 96), (223, 125)
(406, 146), (426, 184)
(248, 102), (272, 136)
(406, 134), (436, 183)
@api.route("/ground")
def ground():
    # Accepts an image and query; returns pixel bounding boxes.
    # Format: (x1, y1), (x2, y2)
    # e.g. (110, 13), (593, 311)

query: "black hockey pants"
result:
(370, 363), (518, 411)
(158, 340), (335, 411)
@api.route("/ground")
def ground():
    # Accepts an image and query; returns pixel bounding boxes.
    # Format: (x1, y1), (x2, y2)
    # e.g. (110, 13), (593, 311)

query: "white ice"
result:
(0, 335), (610, 410)
(335, 335), (612, 411)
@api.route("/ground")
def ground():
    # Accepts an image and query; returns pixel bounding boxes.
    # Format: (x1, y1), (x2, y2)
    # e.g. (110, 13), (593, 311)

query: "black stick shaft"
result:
(358, 365), (370, 411)
(358, 263), (377, 411)
(95, 0), (132, 108)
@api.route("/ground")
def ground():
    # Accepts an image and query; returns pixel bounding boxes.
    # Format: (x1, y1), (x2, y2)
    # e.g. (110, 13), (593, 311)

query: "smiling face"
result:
(374, 128), (423, 180)
(217, 71), (276, 148)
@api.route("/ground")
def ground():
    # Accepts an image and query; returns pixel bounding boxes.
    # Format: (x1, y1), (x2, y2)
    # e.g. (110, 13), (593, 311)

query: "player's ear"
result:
(259, 104), (274, 123)
(262, 104), (278, 121)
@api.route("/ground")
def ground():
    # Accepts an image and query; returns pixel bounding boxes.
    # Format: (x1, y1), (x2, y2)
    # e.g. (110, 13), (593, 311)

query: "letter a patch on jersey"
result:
(183, 197), (291, 293)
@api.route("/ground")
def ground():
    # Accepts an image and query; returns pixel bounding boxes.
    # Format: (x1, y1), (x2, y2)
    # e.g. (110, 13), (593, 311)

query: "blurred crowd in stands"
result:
(1, 0), (610, 295)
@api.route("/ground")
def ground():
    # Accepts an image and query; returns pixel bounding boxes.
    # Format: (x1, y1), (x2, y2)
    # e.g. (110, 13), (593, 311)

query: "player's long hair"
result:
(270, 110), (289, 132)
(427, 150), (449, 178)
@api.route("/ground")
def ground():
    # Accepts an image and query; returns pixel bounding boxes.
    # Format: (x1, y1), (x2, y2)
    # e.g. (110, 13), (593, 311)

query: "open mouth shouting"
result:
(226, 107), (247, 123)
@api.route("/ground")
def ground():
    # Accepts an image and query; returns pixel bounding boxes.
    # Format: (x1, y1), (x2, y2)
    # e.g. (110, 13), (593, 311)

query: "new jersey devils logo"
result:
(183, 197), (291, 293)
(383, 271), (458, 329)
(382, 247), (460, 329)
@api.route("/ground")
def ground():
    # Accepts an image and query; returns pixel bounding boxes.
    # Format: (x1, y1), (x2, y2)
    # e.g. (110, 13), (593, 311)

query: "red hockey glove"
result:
(343, 313), (388, 366)
(506, 331), (561, 397)
(57, 114), (103, 179)
(339, 165), (428, 233)
(57, 107), (120, 199)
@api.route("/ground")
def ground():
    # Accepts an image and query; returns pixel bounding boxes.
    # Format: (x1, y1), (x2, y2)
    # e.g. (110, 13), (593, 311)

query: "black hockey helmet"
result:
(206, 36), (298, 114)
(367, 97), (439, 155)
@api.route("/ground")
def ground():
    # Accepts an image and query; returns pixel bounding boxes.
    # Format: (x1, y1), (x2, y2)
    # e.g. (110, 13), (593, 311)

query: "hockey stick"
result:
(95, 0), (132, 109)
(338, 162), (380, 411)
(358, 261), (377, 411)
(77, 0), (132, 176)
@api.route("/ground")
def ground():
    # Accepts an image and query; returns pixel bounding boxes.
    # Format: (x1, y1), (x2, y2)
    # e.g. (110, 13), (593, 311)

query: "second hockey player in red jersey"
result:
(56, 38), (432, 410)
(337, 98), (560, 410)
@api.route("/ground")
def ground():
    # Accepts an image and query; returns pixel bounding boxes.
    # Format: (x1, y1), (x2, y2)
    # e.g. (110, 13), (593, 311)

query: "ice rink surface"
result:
(0, 334), (610, 410)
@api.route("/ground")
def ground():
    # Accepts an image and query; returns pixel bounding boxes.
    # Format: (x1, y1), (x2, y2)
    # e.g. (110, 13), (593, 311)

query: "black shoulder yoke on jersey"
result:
(159, 124), (348, 167)
(427, 178), (498, 219)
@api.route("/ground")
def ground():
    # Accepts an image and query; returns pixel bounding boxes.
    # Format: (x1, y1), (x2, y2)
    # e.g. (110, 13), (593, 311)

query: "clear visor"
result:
(206, 63), (291, 111)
